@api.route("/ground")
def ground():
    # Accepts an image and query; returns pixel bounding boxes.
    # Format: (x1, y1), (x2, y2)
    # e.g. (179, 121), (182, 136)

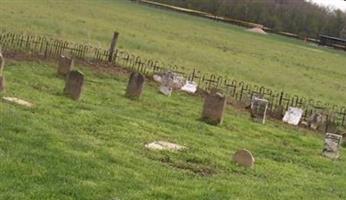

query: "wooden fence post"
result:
(108, 31), (119, 63)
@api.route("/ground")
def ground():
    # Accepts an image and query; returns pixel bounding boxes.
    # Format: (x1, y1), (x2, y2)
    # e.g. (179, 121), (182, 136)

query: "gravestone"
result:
(158, 71), (185, 96)
(0, 50), (4, 92)
(233, 149), (255, 168)
(308, 113), (326, 130)
(57, 55), (74, 76)
(2, 97), (34, 108)
(64, 70), (84, 100)
(126, 72), (145, 99)
(181, 81), (198, 94)
(283, 107), (304, 126)
(145, 141), (186, 151)
(250, 97), (268, 124)
(159, 85), (172, 96)
(0, 75), (4, 92)
(201, 90), (227, 125)
(322, 133), (342, 159)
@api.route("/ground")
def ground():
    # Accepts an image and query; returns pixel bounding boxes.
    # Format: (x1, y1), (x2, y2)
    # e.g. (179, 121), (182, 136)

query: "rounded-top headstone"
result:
(64, 70), (84, 101)
(126, 72), (145, 99)
(233, 149), (255, 168)
(0, 51), (5, 92)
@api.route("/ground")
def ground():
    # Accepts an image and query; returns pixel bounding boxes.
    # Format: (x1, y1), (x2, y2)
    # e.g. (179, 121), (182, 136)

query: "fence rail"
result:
(1, 31), (345, 130)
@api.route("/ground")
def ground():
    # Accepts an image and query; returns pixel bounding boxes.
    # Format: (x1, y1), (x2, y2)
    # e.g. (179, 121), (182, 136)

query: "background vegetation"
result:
(154, 0), (346, 38)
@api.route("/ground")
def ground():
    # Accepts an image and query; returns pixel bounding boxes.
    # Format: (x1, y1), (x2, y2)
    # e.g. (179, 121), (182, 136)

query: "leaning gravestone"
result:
(0, 50), (5, 92)
(283, 107), (304, 126)
(322, 133), (342, 159)
(57, 55), (74, 76)
(201, 89), (227, 125)
(125, 72), (145, 99)
(64, 70), (84, 100)
(250, 97), (268, 124)
(233, 149), (255, 168)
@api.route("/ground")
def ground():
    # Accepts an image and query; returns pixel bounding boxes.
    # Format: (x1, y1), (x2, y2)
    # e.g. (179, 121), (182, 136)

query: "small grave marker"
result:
(145, 141), (186, 151)
(283, 107), (304, 126)
(64, 70), (84, 100)
(251, 97), (268, 124)
(201, 90), (227, 125)
(126, 72), (145, 99)
(57, 55), (74, 76)
(322, 133), (342, 159)
(233, 149), (255, 168)
(2, 97), (34, 108)
(181, 81), (198, 94)
(159, 85), (172, 96)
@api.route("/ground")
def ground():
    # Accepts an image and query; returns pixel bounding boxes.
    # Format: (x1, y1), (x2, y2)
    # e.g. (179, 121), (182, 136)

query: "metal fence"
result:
(0, 31), (345, 129)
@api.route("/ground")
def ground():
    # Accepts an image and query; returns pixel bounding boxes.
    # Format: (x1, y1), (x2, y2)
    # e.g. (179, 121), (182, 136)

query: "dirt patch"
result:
(247, 27), (267, 35)
(3, 51), (132, 78)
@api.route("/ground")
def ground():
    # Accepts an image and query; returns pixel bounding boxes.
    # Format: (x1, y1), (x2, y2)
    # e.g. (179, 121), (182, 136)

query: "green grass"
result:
(1, 0), (346, 105)
(0, 61), (345, 199)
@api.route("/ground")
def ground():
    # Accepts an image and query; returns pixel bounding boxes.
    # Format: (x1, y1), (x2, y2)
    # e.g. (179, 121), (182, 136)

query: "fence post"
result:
(108, 31), (119, 63)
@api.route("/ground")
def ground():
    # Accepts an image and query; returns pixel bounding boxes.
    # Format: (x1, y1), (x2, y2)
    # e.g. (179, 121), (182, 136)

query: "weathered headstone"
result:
(157, 71), (185, 96)
(201, 90), (227, 125)
(57, 55), (74, 76)
(0, 75), (4, 92)
(283, 107), (304, 126)
(322, 133), (342, 159)
(250, 97), (268, 124)
(64, 70), (84, 100)
(0, 50), (5, 92)
(308, 113), (326, 130)
(126, 72), (145, 99)
(145, 141), (186, 151)
(233, 149), (255, 168)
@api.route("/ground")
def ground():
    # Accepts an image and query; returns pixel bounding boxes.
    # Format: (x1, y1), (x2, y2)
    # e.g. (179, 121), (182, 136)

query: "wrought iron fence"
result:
(0, 31), (345, 129)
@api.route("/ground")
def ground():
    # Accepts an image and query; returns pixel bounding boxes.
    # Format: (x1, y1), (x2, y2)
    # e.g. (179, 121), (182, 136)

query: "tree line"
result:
(152, 0), (346, 38)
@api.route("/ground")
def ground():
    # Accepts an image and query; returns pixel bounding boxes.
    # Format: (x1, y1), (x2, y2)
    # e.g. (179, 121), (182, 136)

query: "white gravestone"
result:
(283, 107), (304, 126)
(181, 81), (198, 94)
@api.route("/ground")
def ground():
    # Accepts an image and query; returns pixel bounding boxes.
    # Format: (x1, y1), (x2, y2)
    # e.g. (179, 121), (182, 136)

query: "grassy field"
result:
(1, 0), (346, 105)
(0, 60), (345, 199)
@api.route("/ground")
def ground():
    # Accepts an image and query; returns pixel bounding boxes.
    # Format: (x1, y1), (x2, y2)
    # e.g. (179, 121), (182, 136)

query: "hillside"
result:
(0, 0), (346, 105)
(0, 60), (345, 199)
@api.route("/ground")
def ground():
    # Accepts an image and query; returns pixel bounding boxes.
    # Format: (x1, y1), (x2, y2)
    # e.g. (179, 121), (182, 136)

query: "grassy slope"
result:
(1, 0), (346, 105)
(0, 61), (345, 200)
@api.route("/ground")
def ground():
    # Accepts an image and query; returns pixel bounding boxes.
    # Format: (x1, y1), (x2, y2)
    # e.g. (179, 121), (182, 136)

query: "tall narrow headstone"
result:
(64, 70), (84, 100)
(126, 72), (145, 99)
(0, 50), (4, 92)
(322, 133), (342, 159)
(201, 90), (227, 125)
(250, 97), (268, 124)
(58, 55), (74, 76)
(0, 76), (5, 92)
